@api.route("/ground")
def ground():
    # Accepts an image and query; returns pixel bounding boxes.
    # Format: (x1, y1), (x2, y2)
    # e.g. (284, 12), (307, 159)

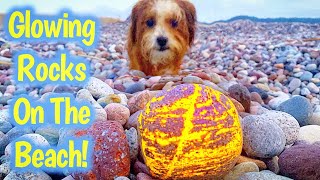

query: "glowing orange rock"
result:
(138, 84), (243, 179)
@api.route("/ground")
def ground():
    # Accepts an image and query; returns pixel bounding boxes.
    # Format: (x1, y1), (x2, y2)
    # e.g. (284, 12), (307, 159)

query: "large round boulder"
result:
(138, 84), (243, 179)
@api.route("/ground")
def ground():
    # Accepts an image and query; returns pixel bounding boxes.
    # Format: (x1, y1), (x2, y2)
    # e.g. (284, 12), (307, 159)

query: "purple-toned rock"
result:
(279, 144), (320, 180)
(228, 84), (251, 113)
(134, 160), (151, 175)
(137, 173), (154, 180)
(125, 110), (142, 129)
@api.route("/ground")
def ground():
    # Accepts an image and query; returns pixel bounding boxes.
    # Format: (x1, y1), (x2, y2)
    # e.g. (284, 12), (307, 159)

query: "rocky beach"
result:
(0, 20), (320, 180)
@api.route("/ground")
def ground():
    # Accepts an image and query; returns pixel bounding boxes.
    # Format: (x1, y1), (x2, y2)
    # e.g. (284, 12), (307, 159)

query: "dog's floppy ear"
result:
(129, 2), (143, 45)
(177, 0), (196, 46)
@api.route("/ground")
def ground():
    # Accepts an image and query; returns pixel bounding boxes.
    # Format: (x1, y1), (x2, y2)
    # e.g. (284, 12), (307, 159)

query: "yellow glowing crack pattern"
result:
(138, 84), (243, 179)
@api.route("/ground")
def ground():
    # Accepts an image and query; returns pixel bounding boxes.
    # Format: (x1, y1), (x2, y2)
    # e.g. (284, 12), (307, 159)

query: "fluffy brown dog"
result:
(127, 0), (196, 76)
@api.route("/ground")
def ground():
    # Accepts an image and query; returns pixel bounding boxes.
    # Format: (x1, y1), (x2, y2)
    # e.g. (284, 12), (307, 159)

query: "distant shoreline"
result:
(204, 15), (320, 24)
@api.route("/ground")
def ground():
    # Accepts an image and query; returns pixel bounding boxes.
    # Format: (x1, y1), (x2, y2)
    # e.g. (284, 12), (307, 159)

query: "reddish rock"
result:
(237, 155), (267, 170)
(191, 72), (211, 81)
(269, 73), (278, 81)
(73, 121), (130, 180)
(150, 83), (166, 91)
(250, 92), (264, 104)
(230, 97), (245, 113)
(228, 84), (251, 113)
(274, 64), (284, 69)
(128, 91), (153, 114)
(105, 103), (130, 126)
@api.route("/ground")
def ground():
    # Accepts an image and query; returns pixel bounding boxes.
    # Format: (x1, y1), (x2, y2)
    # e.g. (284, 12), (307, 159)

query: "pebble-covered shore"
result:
(0, 20), (320, 180)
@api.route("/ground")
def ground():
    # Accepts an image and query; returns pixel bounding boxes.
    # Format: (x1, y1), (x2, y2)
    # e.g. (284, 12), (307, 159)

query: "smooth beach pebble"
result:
(228, 84), (251, 113)
(4, 171), (52, 180)
(297, 125), (320, 144)
(223, 162), (259, 180)
(239, 170), (292, 180)
(0, 109), (9, 122)
(125, 82), (146, 94)
(259, 111), (300, 145)
(5, 127), (33, 142)
(125, 110), (142, 129)
(115, 177), (130, 180)
(242, 115), (286, 158)
(236, 156), (267, 170)
(0, 132), (8, 155)
(97, 94), (121, 107)
(277, 96), (313, 126)
(5, 134), (50, 156)
(35, 125), (60, 146)
(105, 103), (130, 125)
(0, 162), (10, 176)
(125, 127), (139, 163)
(76, 89), (107, 121)
(264, 156), (280, 174)
(268, 94), (290, 110)
(309, 112), (320, 125)
(182, 75), (204, 84)
(137, 173), (154, 180)
(85, 77), (114, 99)
(0, 119), (12, 134)
(118, 93), (128, 105)
(127, 90), (153, 114)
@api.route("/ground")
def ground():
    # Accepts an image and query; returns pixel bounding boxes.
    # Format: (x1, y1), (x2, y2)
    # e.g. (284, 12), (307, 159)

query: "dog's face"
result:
(129, 0), (196, 66)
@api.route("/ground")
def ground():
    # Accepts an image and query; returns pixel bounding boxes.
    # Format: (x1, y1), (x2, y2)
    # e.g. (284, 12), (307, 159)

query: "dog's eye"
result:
(171, 19), (178, 28)
(146, 19), (155, 27)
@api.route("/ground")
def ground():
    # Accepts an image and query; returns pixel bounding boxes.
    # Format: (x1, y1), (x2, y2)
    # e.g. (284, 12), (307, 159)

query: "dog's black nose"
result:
(157, 36), (168, 47)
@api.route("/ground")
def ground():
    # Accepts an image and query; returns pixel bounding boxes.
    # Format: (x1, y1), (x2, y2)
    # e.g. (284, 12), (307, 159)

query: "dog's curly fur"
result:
(127, 0), (196, 76)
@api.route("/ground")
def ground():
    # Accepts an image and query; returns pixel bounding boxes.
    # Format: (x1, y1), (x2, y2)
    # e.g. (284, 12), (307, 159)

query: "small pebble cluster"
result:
(0, 20), (320, 180)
